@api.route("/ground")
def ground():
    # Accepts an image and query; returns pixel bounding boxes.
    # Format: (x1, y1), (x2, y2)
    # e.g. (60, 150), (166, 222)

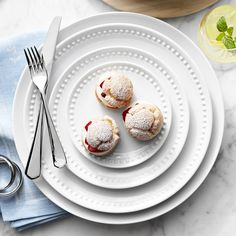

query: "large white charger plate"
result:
(13, 13), (219, 217)
(14, 13), (224, 223)
(16, 13), (211, 213)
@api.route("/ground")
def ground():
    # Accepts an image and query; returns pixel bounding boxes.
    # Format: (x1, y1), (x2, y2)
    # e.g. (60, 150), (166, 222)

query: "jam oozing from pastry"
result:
(85, 139), (89, 145)
(99, 77), (111, 88)
(122, 107), (131, 121)
(85, 139), (101, 153)
(101, 92), (106, 98)
(99, 80), (105, 88)
(84, 121), (92, 131)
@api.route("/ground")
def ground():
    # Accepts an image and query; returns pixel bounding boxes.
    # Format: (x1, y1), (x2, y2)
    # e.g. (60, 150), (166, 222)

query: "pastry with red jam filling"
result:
(95, 71), (133, 109)
(82, 115), (119, 156)
(122, 101), (164, 141)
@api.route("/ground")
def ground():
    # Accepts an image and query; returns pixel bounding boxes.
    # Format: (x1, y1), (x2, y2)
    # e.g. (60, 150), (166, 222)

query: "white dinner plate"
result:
(22, 20), (211, 193)
(13, 13), (217, 217)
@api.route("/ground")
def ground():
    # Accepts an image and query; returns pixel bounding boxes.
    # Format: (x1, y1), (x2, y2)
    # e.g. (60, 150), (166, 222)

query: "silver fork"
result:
(24, 47), (67, 179)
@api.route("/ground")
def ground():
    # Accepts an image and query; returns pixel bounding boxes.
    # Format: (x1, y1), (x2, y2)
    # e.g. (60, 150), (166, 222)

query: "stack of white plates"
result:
(13, 12), (224, 224)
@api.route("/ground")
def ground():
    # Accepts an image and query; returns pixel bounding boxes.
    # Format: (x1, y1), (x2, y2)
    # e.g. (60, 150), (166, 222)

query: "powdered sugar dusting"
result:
(83, 116), (120, 154)
(109, 75), (133, 100)
(126, 109), (154, 130)
(87, 121), (112, 147)
(98, 139), (116, 151)
(96, 71), (133, 109)
(125, 102), (164, 141)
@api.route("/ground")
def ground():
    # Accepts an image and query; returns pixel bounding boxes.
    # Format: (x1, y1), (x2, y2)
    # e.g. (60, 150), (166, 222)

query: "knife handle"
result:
(40, 93), (67, 168)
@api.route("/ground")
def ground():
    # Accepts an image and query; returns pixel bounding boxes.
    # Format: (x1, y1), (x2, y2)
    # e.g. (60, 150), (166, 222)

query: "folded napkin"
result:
(0, 33), (68, 231)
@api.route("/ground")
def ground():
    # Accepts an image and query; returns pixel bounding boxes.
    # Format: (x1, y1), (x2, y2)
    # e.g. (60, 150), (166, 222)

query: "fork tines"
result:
(24, 46), (44, 73)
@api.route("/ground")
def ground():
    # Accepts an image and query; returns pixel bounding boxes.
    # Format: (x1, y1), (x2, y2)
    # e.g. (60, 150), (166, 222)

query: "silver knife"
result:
(42, 16), (61, 76)
(25, 17), (66, 179)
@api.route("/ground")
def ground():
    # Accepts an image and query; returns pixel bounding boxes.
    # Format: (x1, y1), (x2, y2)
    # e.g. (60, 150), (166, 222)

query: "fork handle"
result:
(40, 93), (67, 168)
(25, 103), (43, 179)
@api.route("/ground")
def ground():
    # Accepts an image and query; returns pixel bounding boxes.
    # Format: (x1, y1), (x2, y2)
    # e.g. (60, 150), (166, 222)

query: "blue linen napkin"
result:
(0, 33), (68, 231)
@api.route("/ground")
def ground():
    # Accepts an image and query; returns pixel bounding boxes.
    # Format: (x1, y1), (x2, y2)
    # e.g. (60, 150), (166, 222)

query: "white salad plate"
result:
(50, 45), (189, 175)
(12, 13), (223, 220)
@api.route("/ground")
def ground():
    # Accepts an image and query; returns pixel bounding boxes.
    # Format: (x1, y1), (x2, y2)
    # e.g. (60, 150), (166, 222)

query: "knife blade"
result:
(42, 16), (61, 77)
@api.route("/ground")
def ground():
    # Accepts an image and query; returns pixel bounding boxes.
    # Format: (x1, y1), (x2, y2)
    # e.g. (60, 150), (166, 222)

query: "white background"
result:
(1, 0), (236, 235)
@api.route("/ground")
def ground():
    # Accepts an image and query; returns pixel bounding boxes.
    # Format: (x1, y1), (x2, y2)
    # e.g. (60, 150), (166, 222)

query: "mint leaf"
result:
(227, 26), (234, 36)
(217, 16), (228, 32)
(215, 16), (236, 49)
(222, 35), (236, 49)
(216, 32), (225, 41)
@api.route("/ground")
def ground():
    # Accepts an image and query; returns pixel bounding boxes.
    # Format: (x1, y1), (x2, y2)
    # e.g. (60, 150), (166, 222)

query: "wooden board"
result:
(102, 0), (219, 18)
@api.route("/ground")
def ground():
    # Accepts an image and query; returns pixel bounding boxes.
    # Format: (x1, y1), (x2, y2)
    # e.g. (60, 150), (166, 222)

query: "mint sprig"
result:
(216, 16), (236, 49)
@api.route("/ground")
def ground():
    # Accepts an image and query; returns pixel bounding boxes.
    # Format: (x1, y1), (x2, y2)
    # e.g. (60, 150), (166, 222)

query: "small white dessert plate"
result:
(68, 62), (172, 168)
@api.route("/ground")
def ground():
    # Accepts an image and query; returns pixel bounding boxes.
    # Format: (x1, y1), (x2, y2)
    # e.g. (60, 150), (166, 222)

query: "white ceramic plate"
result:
(67, 62), (172, 169)
(13, 12), (223, 222)
(24, 19), (204, 192)
(12, 14), (216, 216)
(33, 13), (224, 224)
